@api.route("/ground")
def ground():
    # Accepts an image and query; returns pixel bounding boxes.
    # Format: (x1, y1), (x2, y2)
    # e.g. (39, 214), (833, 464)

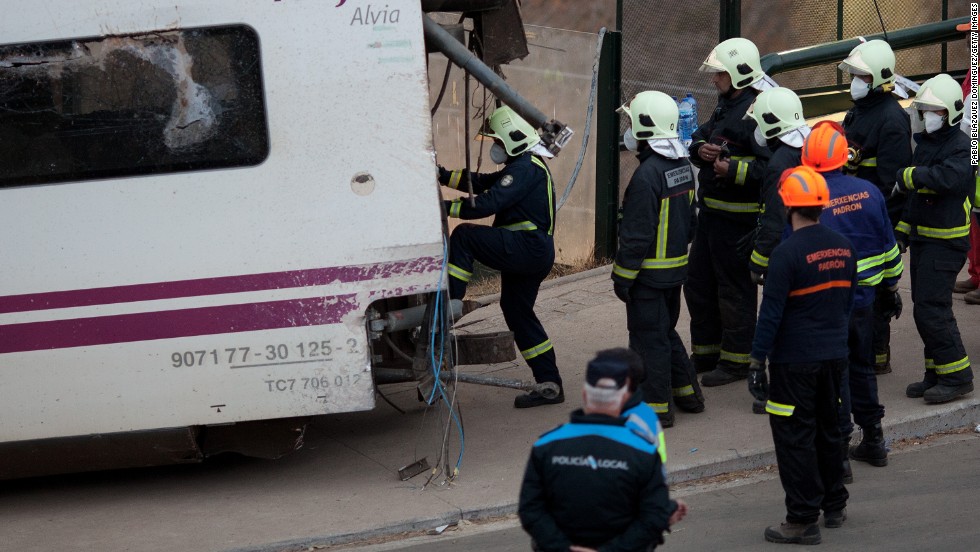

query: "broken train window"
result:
(0, 25), (269, 187)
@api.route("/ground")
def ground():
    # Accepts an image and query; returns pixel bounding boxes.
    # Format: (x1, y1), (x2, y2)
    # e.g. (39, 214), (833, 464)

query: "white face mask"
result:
(923, 111), (946, 134)
(753, 126), (769, 147)
(489, 142), (509, 164)
(850, 76), (871, 101)
(623, 128), (639, 152)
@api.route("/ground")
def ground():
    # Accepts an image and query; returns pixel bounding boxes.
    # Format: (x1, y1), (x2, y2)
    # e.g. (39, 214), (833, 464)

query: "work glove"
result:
(875, 285), (903, 320)
(747, 357), (769, 402)
(895, 236), (909, 254)
(614, 282), (632, 305)
(437, 165), (451, 183)
(750, 270), (766, 286)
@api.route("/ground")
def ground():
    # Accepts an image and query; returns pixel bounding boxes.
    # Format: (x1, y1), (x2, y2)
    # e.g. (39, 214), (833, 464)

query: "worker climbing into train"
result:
(437, 106), (563, 408)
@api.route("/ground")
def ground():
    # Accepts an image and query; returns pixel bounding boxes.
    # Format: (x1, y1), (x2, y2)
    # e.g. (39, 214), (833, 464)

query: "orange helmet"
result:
(778, 165), (831, 208)
(802, 121), (848, 172)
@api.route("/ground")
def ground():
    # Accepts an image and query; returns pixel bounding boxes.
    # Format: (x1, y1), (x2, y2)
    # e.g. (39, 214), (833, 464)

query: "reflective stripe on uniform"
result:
(501, 221), (538, 231)
(641, 255), (688, 270)
(858, 157), (877, 167)
(692, 344), (721, 356)
(857, 245), (902, 286)
(925, 358), (935, 370)
(613, 263), (639, 280)
(449, 170), (463, 190)
(720, 350), (751, 364)
(875, 353), (889, 365)
(703, 197), (761, 213)
(447, 263), (472, 283)
(658, 432), (667, 465)
(934, 356), (970, 375)
(857, 245), (900, 273)
(750, 249), (769, 268)
(895, 221), (911, 235)
(765, 400), (795, 416)
(916, 223), (970, 239)
(788, 280), (852, 297)
(648, 402), (670, 414)
(902, 167), (915, 191)
(672, 385), (695, 398)
(449, 199), (462, 218)
(734, 159), (749, 186)
(530, 156), (556, 236)
(656, 198), (669, 258)
(521, 339), (553, 360)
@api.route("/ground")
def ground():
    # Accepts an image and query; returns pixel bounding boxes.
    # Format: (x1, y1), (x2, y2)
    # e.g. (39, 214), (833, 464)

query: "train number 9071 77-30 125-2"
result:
(169, 339), (360, 369)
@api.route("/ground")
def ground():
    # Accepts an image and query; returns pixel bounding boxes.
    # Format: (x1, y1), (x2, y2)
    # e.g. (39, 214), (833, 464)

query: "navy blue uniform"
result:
(752, 223), (855, 526)
(685, 90), (771, 376)
(519, 410), (676, 551)
(440, 153), (560, 386)
(895, 124), (974, 388)
(841, 89), (913, 371)
(820, 170), (902, 442)
(613, 147), (702, 418)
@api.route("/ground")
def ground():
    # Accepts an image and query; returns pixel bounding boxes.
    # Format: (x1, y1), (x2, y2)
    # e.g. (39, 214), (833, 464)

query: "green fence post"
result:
(719, 0), (741, 40)
(594, 30), (621, 261)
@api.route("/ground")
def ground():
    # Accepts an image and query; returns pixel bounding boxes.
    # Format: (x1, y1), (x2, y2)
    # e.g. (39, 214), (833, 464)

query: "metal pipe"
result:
(761, 17), (968, 76)
(377, 299), (464, 333)
(372, 368), (560, 398)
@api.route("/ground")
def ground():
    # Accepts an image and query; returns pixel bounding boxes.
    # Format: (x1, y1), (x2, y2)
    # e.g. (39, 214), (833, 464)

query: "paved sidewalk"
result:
(2, 264), (978, 552)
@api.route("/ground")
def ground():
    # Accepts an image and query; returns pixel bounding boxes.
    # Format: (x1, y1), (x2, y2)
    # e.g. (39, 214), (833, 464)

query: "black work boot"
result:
(657, 410), (675, 429)
(923, 382), (975, 404)
(841, 440), (854, 483)
(514, 389), (565, 409)
(824, 508), (847, 529)
(905, 380), (935, 398)
(850, 423), (888, 467)
(700, 367), (747, 387)
(764, 522), (821, 545)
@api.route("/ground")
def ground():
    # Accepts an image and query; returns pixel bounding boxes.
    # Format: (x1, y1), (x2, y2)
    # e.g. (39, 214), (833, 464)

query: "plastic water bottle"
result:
(678, 93), (698, 148)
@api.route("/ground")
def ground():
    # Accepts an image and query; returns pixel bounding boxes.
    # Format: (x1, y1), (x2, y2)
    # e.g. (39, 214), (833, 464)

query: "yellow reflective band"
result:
(858, 157), (877, 167)
(692, 344), (721, 356)
(730, 156), (757, 161)
(447, 263), (472, 283)
(449, 170), (463, 190)
(530, 156), (556, 236)
(648, 402), (670, 414)
(875, 353), (889, 364)
(703, 197), (761, 213)
(857, 245), (900, 272)
(449, 200), (462, 218)
(916, 224), (970, 239)
(734, 160), (749, 186)
(917, 188), (937, 195)
(934, 356), (970, 375)
(895, 221), (911, 235)
(766, 400), (795, 416)
(521, 339), (553, 360)
(641, 255), (689, 270)
(656, 198), (669, 258)
(672, 385), (695, 397)
(720, 350), (751, 364)
(613, 263), (640, 280)
(925, 358), (935, 370)
(658, 432), (667, 465)
(750, 249), (769, 268)
(501, 221), (538, 231)
(903, 167), (915, 191)
(974, 171), (980, 208)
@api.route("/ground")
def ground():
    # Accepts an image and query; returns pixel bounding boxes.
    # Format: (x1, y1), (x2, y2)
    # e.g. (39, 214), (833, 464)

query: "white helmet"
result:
(912, 73), (965, 126)
(745, 87), (806, 139)
(838, 39), (896, 90)
(617, 91), (679, 140)
(699, 37), (764, 90)
(480, 106), (541, 156)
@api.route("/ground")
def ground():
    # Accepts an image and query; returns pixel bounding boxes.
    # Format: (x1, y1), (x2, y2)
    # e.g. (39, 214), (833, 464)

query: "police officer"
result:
(748, 166), (853, 544)
(438, 106), (562, 408)
(802, 121), (904, 478)
(519, 350), (687, 551)
(745, 87), (810, 282)
(895, 74), (975, 404)
(686, 37), (772, 386)
(612, 91), (703, 428)
(838, 39), (913, 375)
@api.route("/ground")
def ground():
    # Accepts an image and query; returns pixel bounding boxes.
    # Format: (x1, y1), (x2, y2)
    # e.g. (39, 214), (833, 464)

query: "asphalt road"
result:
(350, 433), (980, 552)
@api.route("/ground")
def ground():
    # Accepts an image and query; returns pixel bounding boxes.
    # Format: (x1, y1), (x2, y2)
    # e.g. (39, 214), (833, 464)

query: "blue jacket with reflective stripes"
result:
(440, 152), (556, 235)
(519, 410), (675, 552)
(819, 170), (902, 308)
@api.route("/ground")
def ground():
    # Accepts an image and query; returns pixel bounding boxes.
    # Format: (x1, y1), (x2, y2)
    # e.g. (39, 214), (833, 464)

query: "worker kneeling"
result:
(748, 166), (854, 545)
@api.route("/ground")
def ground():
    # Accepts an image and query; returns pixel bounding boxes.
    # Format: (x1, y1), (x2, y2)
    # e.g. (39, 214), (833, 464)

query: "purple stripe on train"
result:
(0, 256), (442, 314)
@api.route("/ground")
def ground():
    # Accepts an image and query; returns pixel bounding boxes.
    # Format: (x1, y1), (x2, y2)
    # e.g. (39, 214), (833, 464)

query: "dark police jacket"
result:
(841, 90), (912, 213)
(751, 224), (856, 364)
(613, 147), (696, 289)
(440, 152), (556, 236)
(688, 90), (771, 224)
(749, 141), (802, 274)
(895, 124), (974, 252)
(518, 410), (676, 552)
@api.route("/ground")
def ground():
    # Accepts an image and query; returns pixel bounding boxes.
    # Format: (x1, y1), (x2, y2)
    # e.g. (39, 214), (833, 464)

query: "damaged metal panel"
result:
(0, 26), (268, 188)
